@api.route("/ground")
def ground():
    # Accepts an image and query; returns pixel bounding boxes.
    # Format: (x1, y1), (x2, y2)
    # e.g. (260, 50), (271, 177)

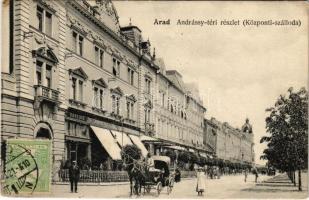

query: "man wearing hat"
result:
(69, 160), (80, 193)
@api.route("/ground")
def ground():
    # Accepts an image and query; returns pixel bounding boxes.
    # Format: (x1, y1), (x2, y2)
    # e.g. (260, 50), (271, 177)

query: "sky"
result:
(113, 1), (308, 165)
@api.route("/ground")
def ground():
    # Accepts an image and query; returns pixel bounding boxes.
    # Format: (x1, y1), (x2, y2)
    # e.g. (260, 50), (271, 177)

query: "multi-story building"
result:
(1, 0), (208, 177)
(204, 117), (255, 164)
(154, 61), (206, 154)
(203, 118), (217, 155)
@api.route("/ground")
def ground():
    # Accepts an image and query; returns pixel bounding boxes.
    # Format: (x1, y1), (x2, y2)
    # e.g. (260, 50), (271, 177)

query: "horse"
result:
(122, 154), (146, 196)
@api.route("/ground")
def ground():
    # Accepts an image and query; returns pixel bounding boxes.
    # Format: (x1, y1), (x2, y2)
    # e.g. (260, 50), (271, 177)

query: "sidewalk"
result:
(231, 173), (308, 199)
(52, 177), (194, 186)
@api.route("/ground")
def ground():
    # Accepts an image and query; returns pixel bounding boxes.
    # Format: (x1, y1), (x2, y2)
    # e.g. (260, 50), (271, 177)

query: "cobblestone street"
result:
(50, 173), (308, 198)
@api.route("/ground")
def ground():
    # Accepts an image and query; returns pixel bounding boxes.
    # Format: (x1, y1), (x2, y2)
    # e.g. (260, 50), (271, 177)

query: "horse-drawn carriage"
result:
(124, 154), (175, 196)
(143, 155), (175, 196)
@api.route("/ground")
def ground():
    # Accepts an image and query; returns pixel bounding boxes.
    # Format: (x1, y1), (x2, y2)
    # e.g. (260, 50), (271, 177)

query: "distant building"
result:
(204, 118), (255, 164)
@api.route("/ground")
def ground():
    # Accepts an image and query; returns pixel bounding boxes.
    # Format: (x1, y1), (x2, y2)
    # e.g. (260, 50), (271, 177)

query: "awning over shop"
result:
(167, 145), (186, 151)
(140, 135), (159, 142)
(128, 135), (148, 158)
(110, 130), (133, 147)
(90, 126), (122, 160)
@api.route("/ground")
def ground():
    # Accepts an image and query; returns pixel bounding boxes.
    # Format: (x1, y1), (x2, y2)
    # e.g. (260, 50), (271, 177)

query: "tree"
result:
(260, 87), (308, 191)
(121, 144), (142, 160)
(178, 151), (191, 163)
(190, 153), (198, 164)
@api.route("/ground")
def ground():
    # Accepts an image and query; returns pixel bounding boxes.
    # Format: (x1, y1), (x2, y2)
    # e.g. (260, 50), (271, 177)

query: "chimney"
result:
(120, 25), (142, 47)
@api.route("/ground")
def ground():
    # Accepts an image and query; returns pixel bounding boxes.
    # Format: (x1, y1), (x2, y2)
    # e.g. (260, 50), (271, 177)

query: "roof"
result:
(120, 25), (142, 33)
(166, 70), (187, 92)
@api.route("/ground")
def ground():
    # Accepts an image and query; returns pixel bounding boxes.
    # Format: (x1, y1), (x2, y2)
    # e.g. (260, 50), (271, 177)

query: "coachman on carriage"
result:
(143, 155), (175, 195)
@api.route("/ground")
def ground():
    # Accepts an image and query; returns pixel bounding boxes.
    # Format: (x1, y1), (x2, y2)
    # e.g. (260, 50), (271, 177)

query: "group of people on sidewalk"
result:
(66, 157), (260, 195)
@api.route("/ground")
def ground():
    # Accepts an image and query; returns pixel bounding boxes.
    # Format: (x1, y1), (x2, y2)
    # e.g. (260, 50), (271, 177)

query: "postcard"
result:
(1, 0), (307, 198)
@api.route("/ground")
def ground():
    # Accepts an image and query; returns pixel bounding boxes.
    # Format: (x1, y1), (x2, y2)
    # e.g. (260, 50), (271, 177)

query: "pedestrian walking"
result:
(196, 167), (206, 196)
(175, 167), (181, 183)
(252, 167), (259, 183)
(244, 168), (248, 182)
(69, 160), (80, 193)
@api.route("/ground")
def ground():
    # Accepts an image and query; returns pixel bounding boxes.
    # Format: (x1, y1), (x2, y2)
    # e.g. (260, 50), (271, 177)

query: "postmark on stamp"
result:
(3, 139), (52, 195)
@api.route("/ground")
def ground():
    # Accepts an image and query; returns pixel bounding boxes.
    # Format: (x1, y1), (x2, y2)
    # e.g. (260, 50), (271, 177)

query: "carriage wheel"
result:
(156, 182), (162, 196)
(167, 178), (174, 194)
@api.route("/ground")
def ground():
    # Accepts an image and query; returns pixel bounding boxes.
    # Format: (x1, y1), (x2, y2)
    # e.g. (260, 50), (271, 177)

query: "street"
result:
(50, 173), (308, 198)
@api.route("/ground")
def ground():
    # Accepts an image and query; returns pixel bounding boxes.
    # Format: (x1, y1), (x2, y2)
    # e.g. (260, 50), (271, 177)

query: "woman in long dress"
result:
(196, 167), (206, 196)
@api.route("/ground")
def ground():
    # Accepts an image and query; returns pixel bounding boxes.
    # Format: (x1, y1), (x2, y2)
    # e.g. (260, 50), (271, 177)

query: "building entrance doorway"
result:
(36, 127), (51, 139)
(67, 141), (90, 168)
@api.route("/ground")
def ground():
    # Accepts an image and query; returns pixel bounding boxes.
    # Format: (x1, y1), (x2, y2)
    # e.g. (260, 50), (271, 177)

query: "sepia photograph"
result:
(0, 0), (308, 198)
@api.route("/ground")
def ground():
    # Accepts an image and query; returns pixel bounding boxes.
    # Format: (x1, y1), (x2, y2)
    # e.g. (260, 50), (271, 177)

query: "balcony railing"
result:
(34, 85), (59, 103)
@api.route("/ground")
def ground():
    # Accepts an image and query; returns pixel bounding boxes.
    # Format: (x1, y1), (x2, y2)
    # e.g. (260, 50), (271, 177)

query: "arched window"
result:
(36, 128), (51, 139)
(34, 122), (53, 139)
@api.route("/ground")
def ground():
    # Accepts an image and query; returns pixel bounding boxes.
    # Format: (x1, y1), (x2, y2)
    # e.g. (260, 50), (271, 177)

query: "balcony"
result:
(34, 85), (59, 103)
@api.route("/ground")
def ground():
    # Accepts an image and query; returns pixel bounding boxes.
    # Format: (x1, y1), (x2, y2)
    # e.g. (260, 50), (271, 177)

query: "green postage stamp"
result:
(2, 139), (52, 195)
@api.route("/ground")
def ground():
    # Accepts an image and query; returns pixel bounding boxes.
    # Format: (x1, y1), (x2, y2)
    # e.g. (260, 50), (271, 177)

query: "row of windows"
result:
(71, 31), (138, 87)
(35, 4), (155, 98)
(70, 76), (136, 121)
(157, 119), (202, 143)
(35, 5), (138, 89)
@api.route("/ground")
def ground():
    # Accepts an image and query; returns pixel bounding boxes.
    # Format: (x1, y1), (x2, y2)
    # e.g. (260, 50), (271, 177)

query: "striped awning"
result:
(110, 130), (133, 147)
(128, 135), (148, 158)
(90, 126), (122, 160)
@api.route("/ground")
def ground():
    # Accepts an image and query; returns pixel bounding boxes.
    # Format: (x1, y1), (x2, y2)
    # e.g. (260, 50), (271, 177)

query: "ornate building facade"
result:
(154, 62), (206, 154)
(1, 0), (208, 175)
